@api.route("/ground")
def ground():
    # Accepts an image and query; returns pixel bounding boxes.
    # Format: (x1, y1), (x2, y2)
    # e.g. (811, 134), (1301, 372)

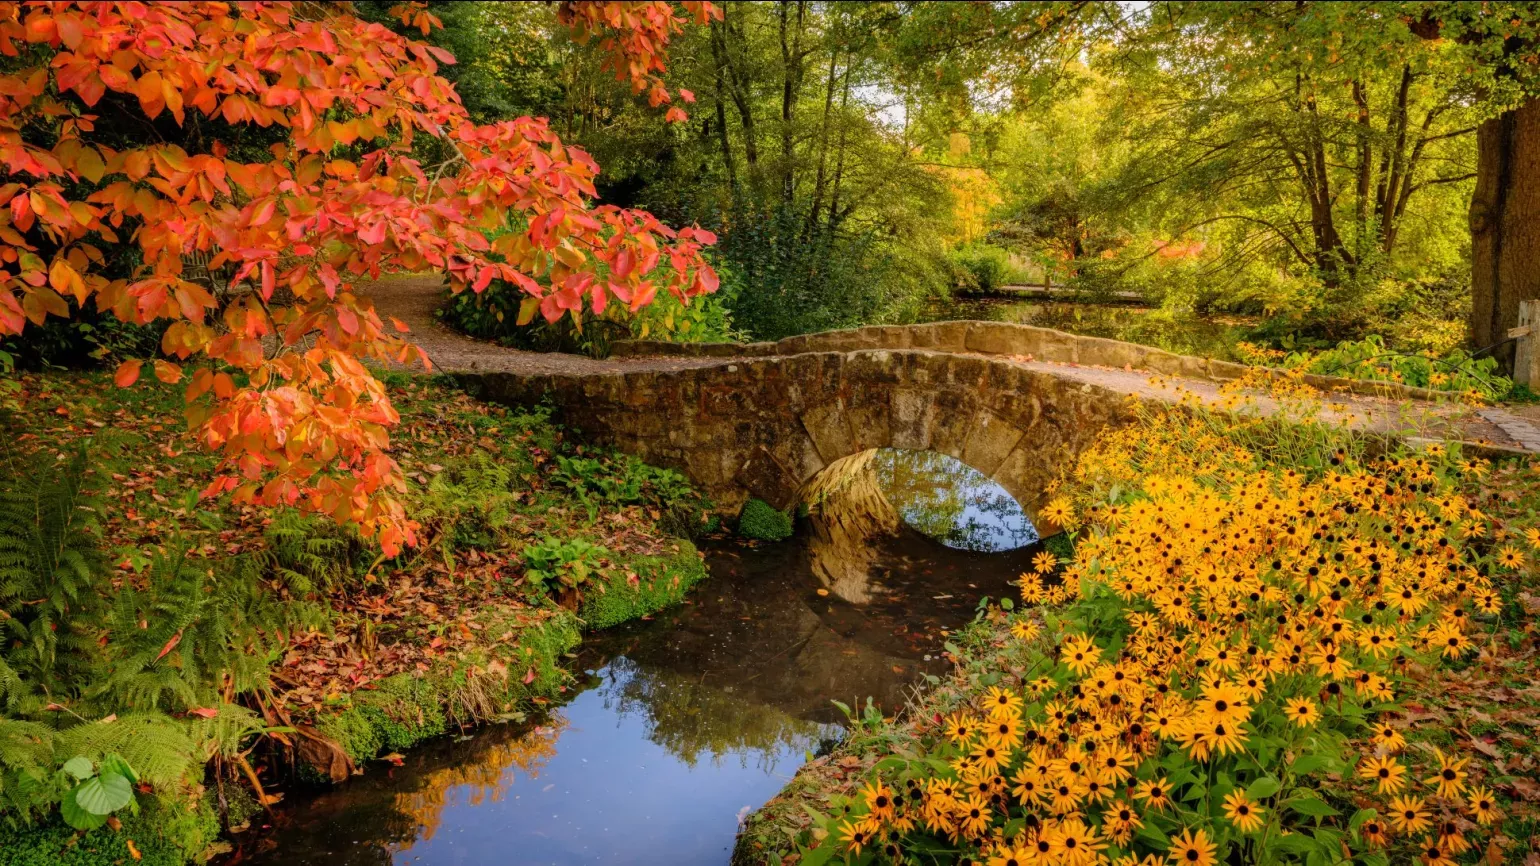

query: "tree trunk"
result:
(805, 48), (839, 237)
(1471, 96), (1540, 368)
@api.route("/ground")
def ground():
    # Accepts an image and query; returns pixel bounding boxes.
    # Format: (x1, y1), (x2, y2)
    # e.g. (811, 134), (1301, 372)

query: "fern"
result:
(53, 713), (198, 790)
(0, 436), (105, 693)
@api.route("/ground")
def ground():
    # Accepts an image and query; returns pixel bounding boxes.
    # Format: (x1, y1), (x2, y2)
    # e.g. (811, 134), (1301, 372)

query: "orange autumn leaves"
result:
(826, 406), (1517, 864)
(0, 1), (718, 552)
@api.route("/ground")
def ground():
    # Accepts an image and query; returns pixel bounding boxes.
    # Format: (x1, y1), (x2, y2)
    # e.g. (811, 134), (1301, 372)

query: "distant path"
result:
(987, 284), (1149, 305)
(367, 275), (1539, 456)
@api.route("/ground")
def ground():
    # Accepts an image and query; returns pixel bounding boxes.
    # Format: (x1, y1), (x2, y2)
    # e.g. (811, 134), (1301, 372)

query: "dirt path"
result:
(368, 275), (1538, 454)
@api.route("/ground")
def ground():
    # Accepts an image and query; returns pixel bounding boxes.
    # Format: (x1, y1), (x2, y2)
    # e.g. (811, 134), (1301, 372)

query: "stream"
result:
(229, 449), (1041, 865)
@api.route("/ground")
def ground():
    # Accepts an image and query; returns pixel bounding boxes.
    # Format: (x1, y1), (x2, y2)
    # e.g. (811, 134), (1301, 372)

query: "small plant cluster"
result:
(1235, 336), (1514, 402)
(739, 498), (794, 542)
(519, 535), (612, 600)
(809, 402), (1521, 865)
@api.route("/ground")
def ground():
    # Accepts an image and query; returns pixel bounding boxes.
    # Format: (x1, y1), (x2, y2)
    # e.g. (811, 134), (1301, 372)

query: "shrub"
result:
(947, 244), (1014, 293)
(518, 535), (611, 599)
(738, 499), (793, 542)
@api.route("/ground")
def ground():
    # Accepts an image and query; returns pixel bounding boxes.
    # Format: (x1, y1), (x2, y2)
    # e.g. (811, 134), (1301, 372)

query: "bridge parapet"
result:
(610, 320), (1455, 403)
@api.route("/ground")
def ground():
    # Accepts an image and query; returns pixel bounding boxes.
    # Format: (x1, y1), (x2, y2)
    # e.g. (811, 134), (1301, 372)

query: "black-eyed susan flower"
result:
(1466, 786), (1500, 825)
(1423, 750), (1469, 798)
(1389, 794), (1431, 835)
(1167, 827), (1217, 866)
(1359, 754), (1407, 794)
(1285, 697), (1320, 727)
(1221, 790), (1264, 833)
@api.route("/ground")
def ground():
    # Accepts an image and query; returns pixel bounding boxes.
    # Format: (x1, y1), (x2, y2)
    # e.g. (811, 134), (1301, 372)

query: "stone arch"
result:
(461, 348), (1135, 535)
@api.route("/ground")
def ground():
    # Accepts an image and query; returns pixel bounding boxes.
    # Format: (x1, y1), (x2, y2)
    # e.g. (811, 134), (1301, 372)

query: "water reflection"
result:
(871, 448), (1037, 552)
(230, 453), (1042, 865)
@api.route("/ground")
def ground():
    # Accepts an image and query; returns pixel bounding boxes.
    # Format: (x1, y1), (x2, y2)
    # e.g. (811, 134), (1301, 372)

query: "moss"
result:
(316, 611), (582, 766)
(737, 498), (793, 541)
(0, 794), (216, 866)
(580, 541), (709, 630)
(1043, 531), (1077, 562)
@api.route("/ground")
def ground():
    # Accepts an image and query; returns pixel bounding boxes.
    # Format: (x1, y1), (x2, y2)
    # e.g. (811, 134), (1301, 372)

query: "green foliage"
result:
(737, 499), (793, 542)
(519, 535), (610, 599)
(549, 452), (712, 530)
(1239, 334), (1514, 400)
(58, 754), (136, 831)
(579, 544), (708, 630)
(946, 244), (1014, 293)
(0, 442), (104, 692)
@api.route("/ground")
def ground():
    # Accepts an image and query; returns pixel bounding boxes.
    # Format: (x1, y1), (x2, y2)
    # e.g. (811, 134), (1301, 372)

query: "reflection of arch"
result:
(466, 348), (1134, 535)
(801, 451), (900, 604)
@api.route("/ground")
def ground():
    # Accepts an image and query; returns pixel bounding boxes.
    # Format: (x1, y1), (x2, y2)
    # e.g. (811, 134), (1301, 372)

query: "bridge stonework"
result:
(458, 343), (1136, 534)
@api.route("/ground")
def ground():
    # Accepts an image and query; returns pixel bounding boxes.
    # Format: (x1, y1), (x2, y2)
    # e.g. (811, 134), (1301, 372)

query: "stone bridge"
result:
(366, 277), (1538, 533)
(464, 339), (1132, 533)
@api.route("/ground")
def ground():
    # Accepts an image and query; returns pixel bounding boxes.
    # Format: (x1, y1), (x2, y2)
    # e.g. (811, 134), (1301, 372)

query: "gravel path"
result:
(368, 275), (1539, 454)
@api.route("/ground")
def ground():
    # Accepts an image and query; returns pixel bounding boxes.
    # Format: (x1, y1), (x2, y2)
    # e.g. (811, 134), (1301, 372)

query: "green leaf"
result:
(99, 753), (138, 785)
(1290, 754), (1334, 775)
(61, 756), (94, 781)
(1274, 833), (1316, 855)
(60, 787), (108, 830)
(72, 772), (134, 816)
(1245, 776), (1281, 800)
(1000, 597), (1014, 610)
(1288, 792), (1341, 818)
(1135, 820), (1170, 848)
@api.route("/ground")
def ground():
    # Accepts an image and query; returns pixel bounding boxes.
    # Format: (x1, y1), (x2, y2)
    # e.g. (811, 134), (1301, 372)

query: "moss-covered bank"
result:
(1, 372), (720, 865)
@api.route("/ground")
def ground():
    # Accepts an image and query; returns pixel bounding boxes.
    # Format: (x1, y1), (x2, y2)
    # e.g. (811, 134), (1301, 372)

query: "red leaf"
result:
(523, 667), (536, 684)
(155, 631), (182, 661)
(188, 707), (219, 719)
(114, 360), (142, 387)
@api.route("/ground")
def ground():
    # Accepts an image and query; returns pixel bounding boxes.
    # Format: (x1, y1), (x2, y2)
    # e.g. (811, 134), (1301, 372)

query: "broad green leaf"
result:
(1288, 791), (1341, 818)
(1245, 776), (1281, 800)
(61, 756), (94, 781)
(72, 772), (134, 816)
(61, 787), (108, 830)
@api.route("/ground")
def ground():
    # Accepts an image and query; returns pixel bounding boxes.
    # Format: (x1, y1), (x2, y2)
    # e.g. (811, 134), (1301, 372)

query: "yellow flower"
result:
(1389, 795), (1431, 835)
(1222, 790), (1264, 833)
(1285, 697), (1319, 727)
(956, 793), (992, 837)
(1424, 751), (1469, 798)
(982, 685), (1024, 720)
(1032, 550), (1058, 574)
(1466, 786), (1500, 825)
(836, 817), (877, 854)
(1495, 545), (1524, 570)
(1359, 754), (1407, 794)
(1047, 816), (1105, 866)
(861, 780), (896, 821)
(1368, 722), (1406, 753)
(1167, 828), (1217, 866)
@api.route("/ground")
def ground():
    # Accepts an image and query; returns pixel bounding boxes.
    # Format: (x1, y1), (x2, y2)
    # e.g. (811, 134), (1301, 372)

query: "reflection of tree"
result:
(389, 719), (565, 851)
(871, 449), (1037, 551)
(591, 657), (835, 770)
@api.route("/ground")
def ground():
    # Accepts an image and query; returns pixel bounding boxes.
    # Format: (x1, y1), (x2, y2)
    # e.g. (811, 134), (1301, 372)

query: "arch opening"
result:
(798, 449), (1041, 605)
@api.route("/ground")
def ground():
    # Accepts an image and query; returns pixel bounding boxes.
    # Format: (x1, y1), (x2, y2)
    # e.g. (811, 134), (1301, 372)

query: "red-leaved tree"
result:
(0, 1), (720, 554)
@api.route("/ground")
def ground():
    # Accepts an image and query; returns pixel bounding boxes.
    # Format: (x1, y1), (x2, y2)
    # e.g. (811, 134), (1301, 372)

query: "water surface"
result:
(230, 451), (1038, 865)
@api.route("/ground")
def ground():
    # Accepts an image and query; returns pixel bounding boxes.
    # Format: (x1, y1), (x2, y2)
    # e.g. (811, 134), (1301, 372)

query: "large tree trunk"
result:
(1471, 97), (1540, 368)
